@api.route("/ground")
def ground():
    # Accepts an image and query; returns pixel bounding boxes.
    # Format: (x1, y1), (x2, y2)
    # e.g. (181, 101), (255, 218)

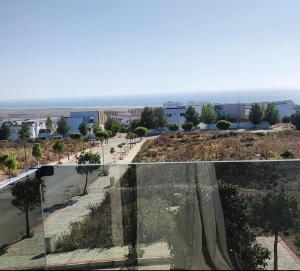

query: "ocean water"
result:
(1, 90), (300, 109)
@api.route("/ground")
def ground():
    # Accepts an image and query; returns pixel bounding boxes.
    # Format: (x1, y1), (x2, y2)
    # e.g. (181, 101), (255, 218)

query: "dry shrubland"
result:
(135, 129), (300, 162)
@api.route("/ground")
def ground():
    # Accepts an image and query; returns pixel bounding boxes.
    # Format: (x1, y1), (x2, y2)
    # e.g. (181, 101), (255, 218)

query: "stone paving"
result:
(257, 236), (300, 270)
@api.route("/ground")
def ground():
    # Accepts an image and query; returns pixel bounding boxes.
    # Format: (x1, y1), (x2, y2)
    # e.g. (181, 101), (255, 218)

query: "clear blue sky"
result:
(0, 0), (300, 100)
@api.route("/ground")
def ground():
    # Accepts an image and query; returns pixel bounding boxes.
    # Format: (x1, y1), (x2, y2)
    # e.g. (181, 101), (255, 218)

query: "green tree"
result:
(134, 127), (148, 141)
(184, 106), (200, 127)
(129, 119), (141, 132)
(252, 187), (298, 270)
(76, 152), (101, 195)
(95, 130), (109, 164)
(263, 103), (280, 126)
(153, 108), (166, 129)
(18, 122), (31, 170)
(140, 107), (154, 129)
(291, 111), (300, 130)
(168, 124), (179, 131)
(32, 143), (42, 165)
(4, 156), (18, 179)
(201, 104), (217, 128)
(181, 122), (193, 132)
(11, 178), (41, 238)
(104, 118), (121, 136)
(92, 123), (101, 134)
(216, 120), (231, 130)
(57, 117), (70, 137)
(249, 103), (264, 125)
(52, 138), (64, 164)
(78, 122), (88, 136)
(0, 123), (11, 140)
(45, 116), (53, 132)
(218, 181), (270, 270)
(281, 116), (291, 123)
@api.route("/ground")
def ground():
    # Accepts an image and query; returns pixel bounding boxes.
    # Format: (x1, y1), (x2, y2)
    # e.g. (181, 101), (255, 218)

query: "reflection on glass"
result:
(0, 161), (299, 270)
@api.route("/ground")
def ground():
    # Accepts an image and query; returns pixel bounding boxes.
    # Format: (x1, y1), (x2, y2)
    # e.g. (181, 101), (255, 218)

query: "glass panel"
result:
(0, 170), (46, 270)
(3, 161), (298, 270)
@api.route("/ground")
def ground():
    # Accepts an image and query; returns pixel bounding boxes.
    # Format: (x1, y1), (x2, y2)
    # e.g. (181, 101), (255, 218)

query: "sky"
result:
(0, 0), (300, 101)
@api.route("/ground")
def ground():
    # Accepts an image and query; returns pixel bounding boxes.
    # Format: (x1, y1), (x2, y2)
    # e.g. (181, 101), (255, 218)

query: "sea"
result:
(1, 89), (300, 109)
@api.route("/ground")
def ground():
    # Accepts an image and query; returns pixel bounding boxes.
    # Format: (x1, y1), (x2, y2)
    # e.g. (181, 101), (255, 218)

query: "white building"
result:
(66, 111), (107, 134)
(7, 120), (46, 140)
(163, 103), (187, 127)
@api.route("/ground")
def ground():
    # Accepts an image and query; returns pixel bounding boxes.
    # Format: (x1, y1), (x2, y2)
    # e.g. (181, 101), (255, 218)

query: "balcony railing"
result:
(0, 161), (300, 270)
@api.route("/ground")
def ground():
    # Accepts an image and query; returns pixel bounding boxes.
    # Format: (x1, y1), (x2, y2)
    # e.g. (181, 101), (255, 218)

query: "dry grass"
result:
(0, 139), (91, 180)
(136, 129), (300, 162)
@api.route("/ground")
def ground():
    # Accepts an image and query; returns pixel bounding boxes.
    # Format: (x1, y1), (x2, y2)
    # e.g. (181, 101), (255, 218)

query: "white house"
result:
(7, 120), (46, 140)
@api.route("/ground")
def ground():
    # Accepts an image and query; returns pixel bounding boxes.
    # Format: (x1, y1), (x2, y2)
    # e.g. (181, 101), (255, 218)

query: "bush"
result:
(282, 116), (291, 123)
(280, 149), (294, 159)
(181, 122), (193, 132)
(134, 127), (148, 137)
(69, 133), (81, 140)
(216, 120), (231, 130)
(255, 131), (265, 136)
(168, 124), (179, 131)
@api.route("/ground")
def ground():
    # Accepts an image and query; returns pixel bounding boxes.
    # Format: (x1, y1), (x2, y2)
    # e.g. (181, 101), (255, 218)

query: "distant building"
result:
(104, 108), (143, 125)
(6, 120), (46, 140)
(163, 103), (187, 127)
(67, 111), (107, 134)
(214, 103), (250, 121)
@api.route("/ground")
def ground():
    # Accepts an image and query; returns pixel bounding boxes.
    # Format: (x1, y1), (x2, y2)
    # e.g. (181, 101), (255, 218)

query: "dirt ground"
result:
(135, 128), (300, 162)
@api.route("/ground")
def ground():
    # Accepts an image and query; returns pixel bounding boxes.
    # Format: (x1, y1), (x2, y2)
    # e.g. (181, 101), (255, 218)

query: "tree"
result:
(134, 127), (148, 141)
(18, 122), (30, 170)
(95, 130), (109, 164)
(18, 122), (31, 139)
(249, 103), (264, 125)
(181, 122), (193, 132)
(32, 143), (42, 165)
(168, 124), (179, 131)
(45, 116), (53, 132)
(104, 118), (121, 136)
(76, 152), (101, 195)
(282, 116), (291, 123)
(153, 108), (166, 129)
(78, 122), (88, 136)
(291, 111), (300, 130)
(52, 138), (64, 164)
(129, 119), (142, 132)
(92, 123), (101, 134)
(57, 117), (70, 137)
(218, 181), (271, 270)
(201, 104), (217, 128)
(140, 107), (154, 129)
(263, 103), (280, 126)
(216, 120), (231, 130)
(184, 106), (200, 127)
(11, 178), (41, 238)
(4, 156), (18, 179)
(252, 187), (298, 270)
(110, 147), (116, 163)
(0, 123), (11, 140)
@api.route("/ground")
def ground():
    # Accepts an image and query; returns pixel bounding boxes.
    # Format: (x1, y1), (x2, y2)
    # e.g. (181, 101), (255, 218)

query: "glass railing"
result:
(1, 161), (300, 270)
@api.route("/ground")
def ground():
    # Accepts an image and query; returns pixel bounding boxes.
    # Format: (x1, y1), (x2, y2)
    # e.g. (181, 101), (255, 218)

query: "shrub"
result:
(181, 122), (193, 132)
(134, 127), (148, 138)
(168, 124), (179, 131)
(69, 133), (81, 140)
(280, 149), (294, 159)
(216, 120), (231, 130)
(255, 131), (265, 136)
(282, 116), (291, 123)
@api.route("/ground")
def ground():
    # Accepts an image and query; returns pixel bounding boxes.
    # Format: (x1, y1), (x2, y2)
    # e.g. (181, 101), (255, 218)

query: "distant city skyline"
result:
(1, 0), (300, 100)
